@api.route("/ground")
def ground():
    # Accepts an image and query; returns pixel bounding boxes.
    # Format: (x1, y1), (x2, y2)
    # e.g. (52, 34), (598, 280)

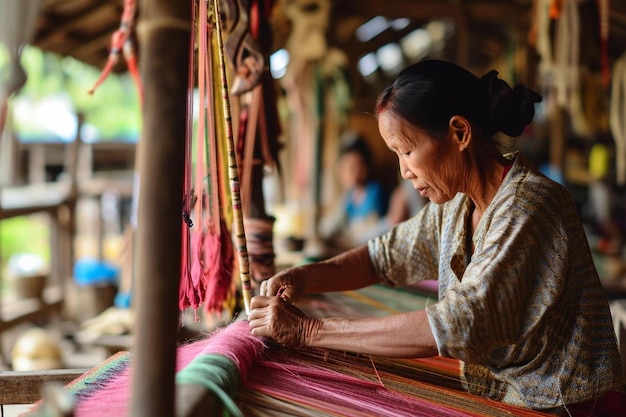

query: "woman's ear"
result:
(448, 115), (471, 151)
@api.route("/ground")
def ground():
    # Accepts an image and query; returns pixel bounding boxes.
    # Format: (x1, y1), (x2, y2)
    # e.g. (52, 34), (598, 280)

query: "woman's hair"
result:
(375, 60), (542, 139)
(339, 136), (373, 167)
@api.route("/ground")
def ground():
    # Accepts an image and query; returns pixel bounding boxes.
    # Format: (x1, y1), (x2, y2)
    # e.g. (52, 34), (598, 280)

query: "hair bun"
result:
(480, 71), (542, 137)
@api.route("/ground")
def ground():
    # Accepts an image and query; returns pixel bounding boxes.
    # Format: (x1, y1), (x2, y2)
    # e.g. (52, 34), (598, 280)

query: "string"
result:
(369, 355), (385, 388)
(205, 15), (221, 232)
(179, 0), (198, 312)
(556, 381), (576, 417)
(59, 319), (555, 417)
(212, 0), (253, 314)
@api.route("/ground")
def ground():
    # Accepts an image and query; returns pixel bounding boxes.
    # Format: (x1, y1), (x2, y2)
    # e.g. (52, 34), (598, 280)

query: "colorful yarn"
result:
(64, 321), (262, 417)
(175, 355), (243, 417)
(180, 0), (237, 315)
(36, 319), (553, 417)
(212, 0), (254, 313)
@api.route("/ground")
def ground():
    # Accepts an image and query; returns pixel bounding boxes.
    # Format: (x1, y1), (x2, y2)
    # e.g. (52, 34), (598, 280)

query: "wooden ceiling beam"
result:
(333, 22), (424, 58)
(70, 32), (115, 62)
(33, 1), (120, 50)
(335, 0), (526, 25)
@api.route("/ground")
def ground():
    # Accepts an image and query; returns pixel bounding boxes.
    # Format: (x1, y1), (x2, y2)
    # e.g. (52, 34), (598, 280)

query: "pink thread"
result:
(71, 321), (263, 416)
(64, 322), (548, 417)
(202, 220), (234, 314)
(244, 351), (476, 417)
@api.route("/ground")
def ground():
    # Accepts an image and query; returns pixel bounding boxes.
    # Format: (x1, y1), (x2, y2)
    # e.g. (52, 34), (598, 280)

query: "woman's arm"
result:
(306, 245), (380, 292)
(260, 245), (380, 300)
(249, 296), (438, 358)
(309, 309), (438, 357)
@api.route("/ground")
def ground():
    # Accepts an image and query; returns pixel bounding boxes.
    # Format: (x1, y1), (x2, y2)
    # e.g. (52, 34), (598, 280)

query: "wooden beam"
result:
(333, 21), (424, 59)
(129, 0), (191, 415)
(34, 1), (120, 50)
(0, 369), (87, 405)
(336, 0), (455, 21)
(334, 0), (526, 24)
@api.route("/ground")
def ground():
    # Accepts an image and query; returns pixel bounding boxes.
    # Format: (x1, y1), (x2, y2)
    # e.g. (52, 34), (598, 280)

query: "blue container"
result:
(73, 259), (119, 286)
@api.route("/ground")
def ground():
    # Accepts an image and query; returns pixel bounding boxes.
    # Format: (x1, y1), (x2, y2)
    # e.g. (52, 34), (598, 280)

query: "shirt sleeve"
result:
(368, 202), (441, 287)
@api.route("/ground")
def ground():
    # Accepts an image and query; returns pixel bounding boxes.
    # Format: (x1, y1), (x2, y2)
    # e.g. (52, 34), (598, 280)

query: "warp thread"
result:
(40, 320), (554, 417)
(65, 321), (263, 417)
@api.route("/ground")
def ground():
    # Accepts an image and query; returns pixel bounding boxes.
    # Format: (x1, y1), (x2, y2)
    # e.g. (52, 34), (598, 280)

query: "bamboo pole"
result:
(129, 1), (191, 416)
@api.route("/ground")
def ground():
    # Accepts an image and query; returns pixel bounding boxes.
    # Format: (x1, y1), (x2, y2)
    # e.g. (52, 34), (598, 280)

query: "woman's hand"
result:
(258, 266), (307, 303)
(248, 295), (321, 348)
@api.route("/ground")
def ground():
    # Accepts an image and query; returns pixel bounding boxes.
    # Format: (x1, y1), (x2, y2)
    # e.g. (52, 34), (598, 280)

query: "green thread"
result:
(176, 354), (243, 417)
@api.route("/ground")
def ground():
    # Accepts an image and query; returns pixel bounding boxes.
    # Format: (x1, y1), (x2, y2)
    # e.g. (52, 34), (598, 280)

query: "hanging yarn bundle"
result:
(180, 0), (234, 315)
(180, 0), (254, 316)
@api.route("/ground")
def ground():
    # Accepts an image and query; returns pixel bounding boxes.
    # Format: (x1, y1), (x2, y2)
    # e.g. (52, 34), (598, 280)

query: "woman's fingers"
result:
(248, 295), (308, 347)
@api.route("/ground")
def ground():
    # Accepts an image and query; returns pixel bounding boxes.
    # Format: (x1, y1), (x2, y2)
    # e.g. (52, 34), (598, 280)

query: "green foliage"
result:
(0, 216), (50, 277)
(1, 46), (141, 141)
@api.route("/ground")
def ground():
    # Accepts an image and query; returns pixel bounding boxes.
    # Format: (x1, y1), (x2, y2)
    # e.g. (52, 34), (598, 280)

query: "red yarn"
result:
(202, 220), (234, 314)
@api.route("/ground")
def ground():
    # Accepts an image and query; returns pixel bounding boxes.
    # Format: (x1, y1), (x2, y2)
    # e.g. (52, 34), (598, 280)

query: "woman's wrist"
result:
(299, 316), (323, 347)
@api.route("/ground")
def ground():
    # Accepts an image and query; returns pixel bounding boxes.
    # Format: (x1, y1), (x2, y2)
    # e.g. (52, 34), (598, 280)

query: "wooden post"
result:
(129, 1), (191, 416)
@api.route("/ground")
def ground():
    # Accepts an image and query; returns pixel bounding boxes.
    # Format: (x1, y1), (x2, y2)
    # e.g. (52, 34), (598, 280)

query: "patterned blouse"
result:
(368, 153), (624, 409)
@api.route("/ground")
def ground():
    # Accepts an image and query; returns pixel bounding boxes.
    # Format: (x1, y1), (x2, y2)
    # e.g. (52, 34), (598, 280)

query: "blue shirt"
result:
(345, 181), (387, 222)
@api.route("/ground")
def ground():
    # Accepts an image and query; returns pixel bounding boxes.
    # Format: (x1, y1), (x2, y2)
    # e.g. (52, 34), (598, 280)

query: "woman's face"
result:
(378, 111), (462, 204)
(338, 151), (368, 189)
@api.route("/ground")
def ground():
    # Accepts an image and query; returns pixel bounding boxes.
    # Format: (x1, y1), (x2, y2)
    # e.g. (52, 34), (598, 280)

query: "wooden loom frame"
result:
(128, 0), (191, 416)
(0, 1), (244, 414)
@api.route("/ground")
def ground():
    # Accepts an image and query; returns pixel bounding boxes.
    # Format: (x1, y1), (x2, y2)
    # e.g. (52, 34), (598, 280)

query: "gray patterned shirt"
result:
(368, 153), (624, 409)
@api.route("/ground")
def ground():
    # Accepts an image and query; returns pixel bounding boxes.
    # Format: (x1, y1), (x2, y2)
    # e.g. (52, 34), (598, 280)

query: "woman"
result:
(320, 136), (389, 249)
(248, 60), (625, 412)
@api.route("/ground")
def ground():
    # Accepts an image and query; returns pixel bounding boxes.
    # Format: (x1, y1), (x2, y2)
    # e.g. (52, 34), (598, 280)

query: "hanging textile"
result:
(180, 0), (234, 316)
(179, 0), (253, 316)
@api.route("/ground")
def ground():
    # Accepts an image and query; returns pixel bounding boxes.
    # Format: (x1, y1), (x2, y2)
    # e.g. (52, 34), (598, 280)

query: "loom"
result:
(24, 287), (553, 417)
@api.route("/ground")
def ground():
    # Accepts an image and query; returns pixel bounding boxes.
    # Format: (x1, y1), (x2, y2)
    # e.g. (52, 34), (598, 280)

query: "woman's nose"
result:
(401, 170), (415, 180)
(399, 161), (415, 179)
